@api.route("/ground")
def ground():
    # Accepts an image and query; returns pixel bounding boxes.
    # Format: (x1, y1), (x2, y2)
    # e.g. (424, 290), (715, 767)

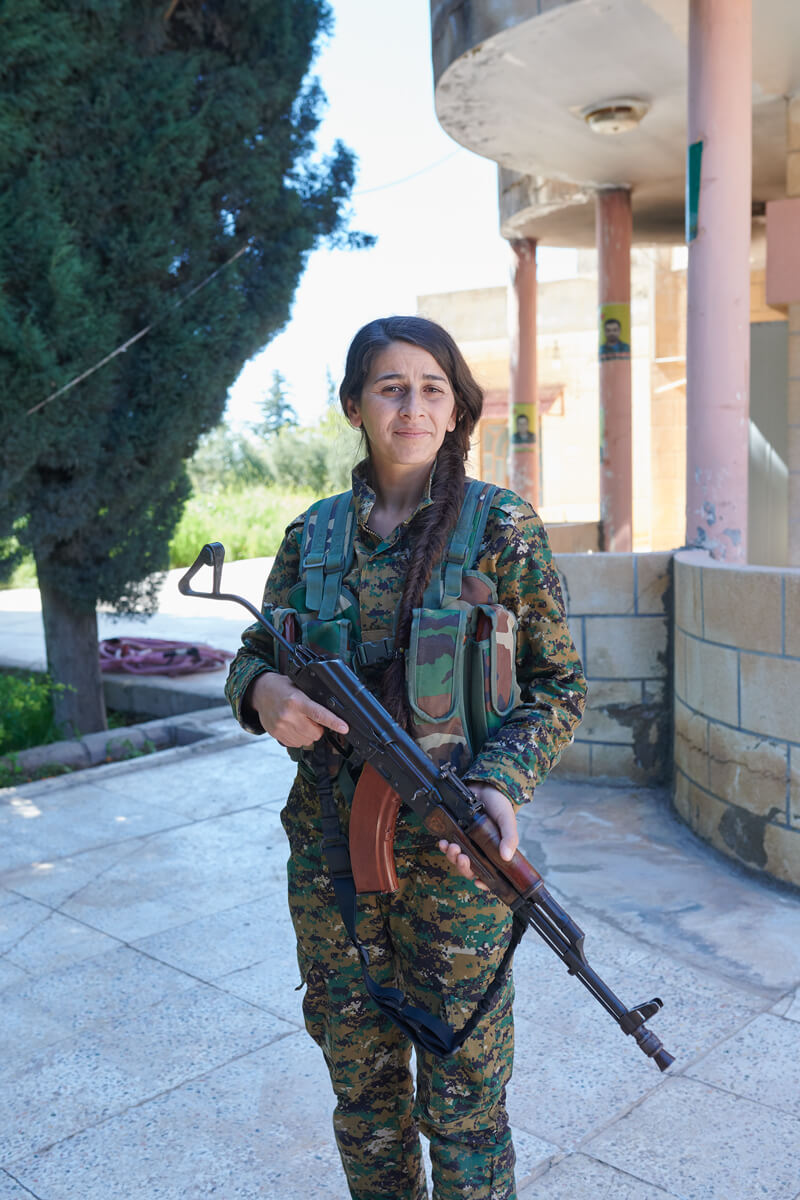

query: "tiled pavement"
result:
(1, 568), (799, 1199)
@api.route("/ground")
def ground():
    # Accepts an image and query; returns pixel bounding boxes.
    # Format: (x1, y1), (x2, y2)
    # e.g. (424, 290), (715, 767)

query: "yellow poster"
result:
(511, 403), (537, 449)
(599, 303), (631, 359)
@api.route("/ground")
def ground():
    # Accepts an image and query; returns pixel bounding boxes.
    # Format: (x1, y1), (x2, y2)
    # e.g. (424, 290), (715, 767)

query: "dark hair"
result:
(340, 316), (484, 729)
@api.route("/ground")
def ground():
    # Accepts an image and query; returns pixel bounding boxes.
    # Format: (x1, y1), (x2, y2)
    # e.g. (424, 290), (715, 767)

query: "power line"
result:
(26, 242), (251, 417)
(354, 150), (460, 196)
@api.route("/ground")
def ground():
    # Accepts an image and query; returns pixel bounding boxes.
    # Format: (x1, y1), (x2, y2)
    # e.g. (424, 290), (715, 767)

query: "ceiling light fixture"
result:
(580, 98), (649, 135)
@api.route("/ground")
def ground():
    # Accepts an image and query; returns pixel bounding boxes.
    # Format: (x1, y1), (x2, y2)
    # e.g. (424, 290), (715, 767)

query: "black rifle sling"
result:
(311, 742), (525, 1058)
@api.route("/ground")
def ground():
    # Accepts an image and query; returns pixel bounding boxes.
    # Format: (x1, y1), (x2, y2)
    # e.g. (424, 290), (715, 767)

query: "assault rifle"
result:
(179, 542), (675, 1072)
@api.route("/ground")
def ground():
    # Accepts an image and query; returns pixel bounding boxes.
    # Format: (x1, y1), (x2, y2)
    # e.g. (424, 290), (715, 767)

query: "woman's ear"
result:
(446, 403), (458, 433)
(345, 396), (362, 428)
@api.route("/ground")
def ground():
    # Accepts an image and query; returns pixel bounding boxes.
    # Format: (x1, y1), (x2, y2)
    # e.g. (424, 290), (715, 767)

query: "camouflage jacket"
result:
(225, 462), (587, 806)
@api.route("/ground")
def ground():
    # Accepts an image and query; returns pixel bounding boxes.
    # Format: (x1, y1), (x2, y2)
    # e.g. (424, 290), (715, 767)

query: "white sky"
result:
(226, 0), (576, 429)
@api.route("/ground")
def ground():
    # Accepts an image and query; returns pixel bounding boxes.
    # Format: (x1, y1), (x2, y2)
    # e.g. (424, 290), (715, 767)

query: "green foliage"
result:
(0, 671), (65, 755)
(171, 400), (361, 563)
(169, 484), (317, 566)
(256, 370), (299, 436)
(267, 404), (361, 493)
(188, 425), (275, 493)
(0, 0), (368, 618)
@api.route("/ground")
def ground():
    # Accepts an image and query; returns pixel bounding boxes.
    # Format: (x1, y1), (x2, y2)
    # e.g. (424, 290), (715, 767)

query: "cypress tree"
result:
(0, 0), (366, 735)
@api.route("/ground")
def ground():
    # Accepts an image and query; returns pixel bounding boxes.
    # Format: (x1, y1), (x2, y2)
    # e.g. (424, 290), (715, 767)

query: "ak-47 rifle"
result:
(179, 542), (675, 1072)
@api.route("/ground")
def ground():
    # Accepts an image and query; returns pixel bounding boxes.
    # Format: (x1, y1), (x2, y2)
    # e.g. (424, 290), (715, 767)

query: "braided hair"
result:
(339, 316), (483, 730)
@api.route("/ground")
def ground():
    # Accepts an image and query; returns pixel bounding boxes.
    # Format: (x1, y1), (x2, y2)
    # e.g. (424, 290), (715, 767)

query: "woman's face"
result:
(345, 341), (457, 476)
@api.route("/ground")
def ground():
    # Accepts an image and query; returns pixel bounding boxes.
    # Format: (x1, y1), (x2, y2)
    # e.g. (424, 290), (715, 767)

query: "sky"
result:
(225, 0), (576, 429)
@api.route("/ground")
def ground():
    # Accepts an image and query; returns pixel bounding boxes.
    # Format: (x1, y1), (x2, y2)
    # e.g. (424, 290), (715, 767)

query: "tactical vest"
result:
(268, 479), (522, 776)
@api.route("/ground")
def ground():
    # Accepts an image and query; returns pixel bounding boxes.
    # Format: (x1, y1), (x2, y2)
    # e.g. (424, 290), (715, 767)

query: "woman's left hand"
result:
(437, 783), (519, 890)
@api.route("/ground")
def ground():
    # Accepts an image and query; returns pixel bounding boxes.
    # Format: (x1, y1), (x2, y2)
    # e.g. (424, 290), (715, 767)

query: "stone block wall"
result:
(551, 551), (673, 784)
(673, 549), (800, 887)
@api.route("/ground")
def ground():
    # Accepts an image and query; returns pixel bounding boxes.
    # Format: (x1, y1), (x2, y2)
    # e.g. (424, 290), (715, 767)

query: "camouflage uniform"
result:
(225, 462), (586, 1200)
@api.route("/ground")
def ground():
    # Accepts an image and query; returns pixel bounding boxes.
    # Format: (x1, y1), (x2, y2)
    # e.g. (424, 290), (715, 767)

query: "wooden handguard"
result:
(423, 806), (544, 909)
(349, 762), (403, 893)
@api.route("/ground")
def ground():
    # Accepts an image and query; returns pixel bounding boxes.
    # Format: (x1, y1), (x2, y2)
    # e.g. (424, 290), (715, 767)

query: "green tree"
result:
(257, 369), (299, 436)
(0, 0), (369, 736)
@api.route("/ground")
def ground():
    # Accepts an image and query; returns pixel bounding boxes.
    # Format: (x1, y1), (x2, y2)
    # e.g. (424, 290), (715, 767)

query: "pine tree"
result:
(257, 370), (299, 435)
(0, 0), (368, 735)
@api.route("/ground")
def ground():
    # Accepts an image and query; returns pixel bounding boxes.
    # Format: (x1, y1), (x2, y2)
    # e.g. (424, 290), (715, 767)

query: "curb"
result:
(0, 706), (253, 799)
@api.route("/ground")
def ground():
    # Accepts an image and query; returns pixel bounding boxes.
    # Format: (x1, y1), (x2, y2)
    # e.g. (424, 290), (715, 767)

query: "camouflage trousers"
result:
(281, 771), (517, 1200)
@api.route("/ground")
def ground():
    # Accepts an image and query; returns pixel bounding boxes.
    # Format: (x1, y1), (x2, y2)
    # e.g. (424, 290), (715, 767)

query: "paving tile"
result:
(519, 1153), (678, 1199)
(0, 944), (198, 1070)
(0, 839), (149, 908)
(510, 1128), (561, 1189)
(94, 738), (295, 820)
(1, 904), (117, 975)
(602, 949), (769, 1065)
(211, 902), (305, 1025)
(507, 1003), (659, 1150)
(686, 1012), (800, 1115)
(0, 895), (52, 954)
(134, 895), (294, 984)
(771, 987), (800, 1022)
(0, 1171), (40, 1199)
(58, 808), (289, 941)
(8, 1035), (346, 1199)
(0, 959), (27, 991)
(586, 1076), (800, 1200)
(0, 781), (187, 863)
(0, 985), (294, 1165)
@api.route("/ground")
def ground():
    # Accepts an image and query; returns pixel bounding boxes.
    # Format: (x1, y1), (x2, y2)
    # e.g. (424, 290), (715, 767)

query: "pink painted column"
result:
(686, 0), (752, 561)
(596, 187), (633, 551)
(508, 238), (540, 507)
(788, 95), (800, 567)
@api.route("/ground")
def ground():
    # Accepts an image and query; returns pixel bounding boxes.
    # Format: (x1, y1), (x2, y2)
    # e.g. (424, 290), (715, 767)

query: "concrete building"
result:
(427, 0), (800, 887)
(419, 247), (682, 553)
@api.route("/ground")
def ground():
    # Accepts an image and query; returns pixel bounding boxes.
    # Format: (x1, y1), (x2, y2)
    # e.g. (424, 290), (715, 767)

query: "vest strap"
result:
(423, 480), (497, 606)
(302, 492), (354, 618)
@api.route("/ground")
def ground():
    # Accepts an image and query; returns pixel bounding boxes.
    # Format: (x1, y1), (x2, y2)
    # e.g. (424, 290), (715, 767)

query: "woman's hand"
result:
(247, 672), (349, 748)
(437, 783), (519, 890)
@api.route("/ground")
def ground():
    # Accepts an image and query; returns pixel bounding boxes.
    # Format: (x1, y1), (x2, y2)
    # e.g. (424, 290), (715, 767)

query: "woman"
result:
(225, 316), (586, 1200)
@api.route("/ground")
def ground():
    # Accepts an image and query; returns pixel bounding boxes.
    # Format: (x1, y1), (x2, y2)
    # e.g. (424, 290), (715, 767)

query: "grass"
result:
(0, 669), (157, 788)
(168, 484), (316, 567)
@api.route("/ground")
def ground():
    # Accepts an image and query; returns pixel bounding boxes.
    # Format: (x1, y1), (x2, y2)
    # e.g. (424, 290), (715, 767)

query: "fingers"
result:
(436, 839), (488, 890)
(249, 673), (348, 746)
(302, 697), (349, 737)
(276, 695), (347, 746)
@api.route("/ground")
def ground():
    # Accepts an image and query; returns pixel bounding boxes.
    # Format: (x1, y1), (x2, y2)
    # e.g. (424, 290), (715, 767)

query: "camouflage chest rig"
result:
(273, 479), (528, 1055)
(270, 477), (522, 784)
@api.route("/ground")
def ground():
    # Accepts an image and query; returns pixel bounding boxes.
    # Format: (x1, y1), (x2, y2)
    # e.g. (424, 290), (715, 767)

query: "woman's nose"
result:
(399, 387), (423, 416)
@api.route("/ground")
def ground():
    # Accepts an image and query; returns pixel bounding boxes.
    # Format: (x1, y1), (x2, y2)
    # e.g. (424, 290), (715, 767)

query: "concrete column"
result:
(508, 238), (540, 506)
(788, 95), (800, 566)
(596, 187), (633, 551)
(686, 0), (752, 561)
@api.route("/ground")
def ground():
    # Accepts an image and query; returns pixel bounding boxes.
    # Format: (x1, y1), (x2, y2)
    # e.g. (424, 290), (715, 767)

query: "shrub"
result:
(0, 672), (64, 755)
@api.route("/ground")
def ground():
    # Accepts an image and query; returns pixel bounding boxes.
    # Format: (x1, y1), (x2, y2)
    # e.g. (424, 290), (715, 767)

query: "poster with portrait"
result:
(599, 302), (631, 360)
(511, 403), (537, 449)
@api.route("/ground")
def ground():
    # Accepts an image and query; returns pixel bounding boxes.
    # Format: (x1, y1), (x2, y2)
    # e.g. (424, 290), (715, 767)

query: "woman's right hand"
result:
(246, 672), (349, 748)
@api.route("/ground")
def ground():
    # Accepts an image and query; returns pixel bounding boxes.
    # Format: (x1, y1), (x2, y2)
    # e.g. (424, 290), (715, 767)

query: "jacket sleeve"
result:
(224, 517), (304, 734)
(462, 492), (587, 805)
